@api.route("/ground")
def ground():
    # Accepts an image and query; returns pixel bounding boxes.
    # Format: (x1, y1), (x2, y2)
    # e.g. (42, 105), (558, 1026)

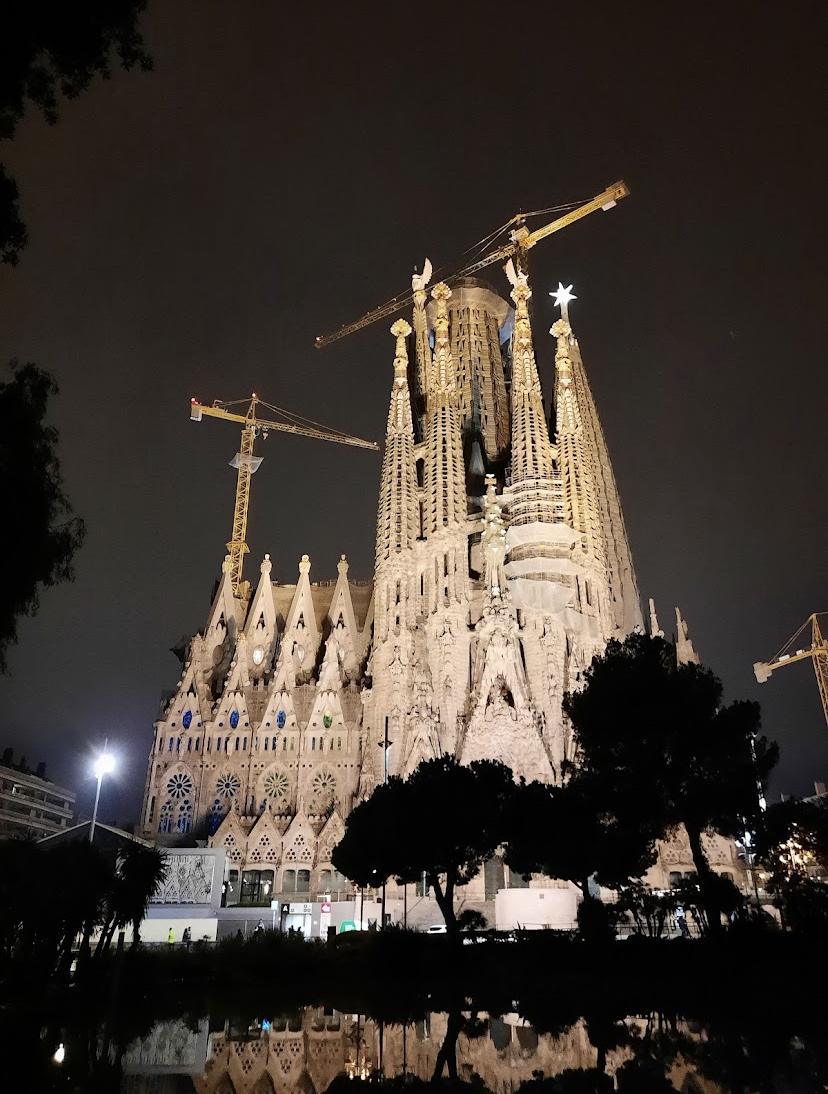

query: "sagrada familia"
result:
(141, 270), (743, 913)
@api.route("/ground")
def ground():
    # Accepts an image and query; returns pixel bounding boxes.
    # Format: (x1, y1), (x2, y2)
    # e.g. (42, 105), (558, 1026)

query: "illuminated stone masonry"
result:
(141, 271), (743, 912)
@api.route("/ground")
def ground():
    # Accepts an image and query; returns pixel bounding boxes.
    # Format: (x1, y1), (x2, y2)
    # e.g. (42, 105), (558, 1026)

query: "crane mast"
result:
(190, 394), (378, 596)
(754, 613), (828, 732)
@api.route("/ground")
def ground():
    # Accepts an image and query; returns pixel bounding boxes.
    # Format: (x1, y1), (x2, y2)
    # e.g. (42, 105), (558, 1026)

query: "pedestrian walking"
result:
(675, 905), (690, 938)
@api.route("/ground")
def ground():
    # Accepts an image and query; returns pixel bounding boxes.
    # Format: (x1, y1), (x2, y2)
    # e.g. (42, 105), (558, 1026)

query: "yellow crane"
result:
(190, 394), (379, 595)
(754, 613), (828, 731)
(314, 180), (630, 348)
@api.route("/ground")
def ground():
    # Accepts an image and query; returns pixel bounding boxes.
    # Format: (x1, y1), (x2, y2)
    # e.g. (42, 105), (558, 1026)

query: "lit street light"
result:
(89, 741), (115, 844)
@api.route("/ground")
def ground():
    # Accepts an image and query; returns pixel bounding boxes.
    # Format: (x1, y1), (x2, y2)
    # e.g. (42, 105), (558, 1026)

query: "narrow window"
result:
(264, 737), (269, 751)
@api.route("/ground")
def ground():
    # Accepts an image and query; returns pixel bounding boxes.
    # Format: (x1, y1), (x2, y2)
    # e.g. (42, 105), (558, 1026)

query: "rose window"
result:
(216, 773), (240, 799)
(311, 770), (336, 806)
(166, 772), (194, 800)
(263, 769), (289, 803)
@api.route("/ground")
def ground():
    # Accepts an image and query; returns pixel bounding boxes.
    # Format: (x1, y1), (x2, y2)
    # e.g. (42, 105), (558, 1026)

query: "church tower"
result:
(140, 256), (648, 898)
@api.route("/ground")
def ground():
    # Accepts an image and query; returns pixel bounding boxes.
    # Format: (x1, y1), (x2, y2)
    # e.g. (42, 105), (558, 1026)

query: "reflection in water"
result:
(106, 1006), (824, 1093)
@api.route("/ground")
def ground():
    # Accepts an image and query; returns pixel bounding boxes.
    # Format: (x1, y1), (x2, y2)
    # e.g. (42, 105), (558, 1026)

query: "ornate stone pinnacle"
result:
(431, 281), (452, 313)
(261, 553), (272, 575)
(337, 554), (349, 575)
(391, 318), (411, 380)
(510, 273), (532, 312)
(299, 553), (311, 576)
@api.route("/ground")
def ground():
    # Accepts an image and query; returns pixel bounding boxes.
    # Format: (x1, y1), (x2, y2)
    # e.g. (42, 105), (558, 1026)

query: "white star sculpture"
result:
(550, 282), (576, 310)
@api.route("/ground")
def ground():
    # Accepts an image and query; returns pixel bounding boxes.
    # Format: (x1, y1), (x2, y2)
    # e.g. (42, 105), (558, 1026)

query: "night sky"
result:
(1, 2), (826, 825)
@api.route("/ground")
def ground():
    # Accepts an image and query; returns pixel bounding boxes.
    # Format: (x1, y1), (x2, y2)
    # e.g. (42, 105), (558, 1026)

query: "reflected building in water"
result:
(122, 1008), (724, 1094)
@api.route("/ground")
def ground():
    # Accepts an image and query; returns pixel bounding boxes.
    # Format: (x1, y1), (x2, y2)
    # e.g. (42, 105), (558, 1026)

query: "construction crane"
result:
(314, 180), (630, 348)
(754, 613), (828, 731)
(190, 394), (378, 595)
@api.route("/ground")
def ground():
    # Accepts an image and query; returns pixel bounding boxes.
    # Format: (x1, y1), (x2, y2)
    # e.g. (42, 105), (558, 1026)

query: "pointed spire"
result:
(508, 272), (559, 527)
(648, 597), (664, 638)
(375, 319), (418, 567)
(675, 606), (700, 665)
(551, 300), (604, 566)
(423, 283), (467, 535)
(551, 287), (642, 632)
(411, 259), (433, 402)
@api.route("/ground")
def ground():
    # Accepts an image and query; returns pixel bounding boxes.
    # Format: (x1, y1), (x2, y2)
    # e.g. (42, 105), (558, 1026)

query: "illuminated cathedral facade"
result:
(140, 270), (743, 912)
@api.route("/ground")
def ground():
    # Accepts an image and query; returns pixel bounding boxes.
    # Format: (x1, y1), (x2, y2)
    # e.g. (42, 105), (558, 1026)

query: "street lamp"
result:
(90, 743), (115, 844)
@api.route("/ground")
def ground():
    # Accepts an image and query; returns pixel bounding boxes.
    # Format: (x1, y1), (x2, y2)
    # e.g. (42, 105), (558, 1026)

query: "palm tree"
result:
(95, 843), (169, 956)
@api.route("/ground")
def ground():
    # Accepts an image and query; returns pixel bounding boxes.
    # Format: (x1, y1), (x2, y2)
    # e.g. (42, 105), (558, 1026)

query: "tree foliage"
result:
(332, 755), (515, 938)
(563, 633), (777, 932)
(0, 1), (152, 263)
(0, 836), (168, 978)
(0, 362), (85, 671)
(504, 778), (658, 901)
(755, 796), (828, 934)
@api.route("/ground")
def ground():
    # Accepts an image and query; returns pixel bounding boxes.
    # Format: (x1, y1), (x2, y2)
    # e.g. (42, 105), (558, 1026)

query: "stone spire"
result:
(423, 283), (467, 537)
(675, 606), (700, 665)
(648, 597), (664, 638)
(551, 290), (642, 632)
(375, 319), (418, 567)
(508, 273), (560, 527)
(411, 260), (433, 404)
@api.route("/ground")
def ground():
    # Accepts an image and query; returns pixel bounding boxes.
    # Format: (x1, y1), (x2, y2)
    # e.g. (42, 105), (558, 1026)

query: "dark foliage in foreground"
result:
(0, 1), (152, 263)
(563, 633), (777, 933)
(333, 756), (515, 939)
(0, 362), (85, 671)
(0, 836), (167, 979)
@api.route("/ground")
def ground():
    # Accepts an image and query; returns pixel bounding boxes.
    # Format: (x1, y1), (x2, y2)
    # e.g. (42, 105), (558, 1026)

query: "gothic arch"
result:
(246, 811), (282, 867)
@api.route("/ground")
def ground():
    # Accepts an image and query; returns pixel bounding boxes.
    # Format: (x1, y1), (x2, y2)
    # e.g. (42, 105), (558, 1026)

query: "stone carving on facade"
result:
(141, 268), (741, 902)
(151, 853), (215, 905)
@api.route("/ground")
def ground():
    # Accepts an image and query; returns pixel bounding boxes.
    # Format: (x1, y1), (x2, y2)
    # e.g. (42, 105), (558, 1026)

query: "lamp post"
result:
(90, 741), (115, 844)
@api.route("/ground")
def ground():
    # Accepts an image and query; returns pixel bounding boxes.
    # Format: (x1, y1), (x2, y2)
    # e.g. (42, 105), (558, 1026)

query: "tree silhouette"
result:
(95, 842), (170, 955)
(333, 755), (515, 940)
(0, 362), (85, 671)
(504, 777), (658, 939)
(755, 796), (828, 933)
(1, 1), (151, 263)
(563, 633), (777, 933)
